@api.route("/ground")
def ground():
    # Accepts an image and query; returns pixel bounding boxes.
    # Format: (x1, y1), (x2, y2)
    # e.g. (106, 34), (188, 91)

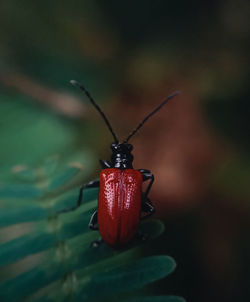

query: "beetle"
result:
(59, 80), (179, 248)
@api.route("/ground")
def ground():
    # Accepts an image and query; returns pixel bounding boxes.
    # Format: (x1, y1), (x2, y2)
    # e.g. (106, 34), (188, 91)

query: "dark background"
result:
(0, 1), (249, 301)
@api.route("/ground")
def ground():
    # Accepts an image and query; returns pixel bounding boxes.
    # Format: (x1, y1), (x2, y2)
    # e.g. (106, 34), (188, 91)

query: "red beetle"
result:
(60, 80), (179, 248)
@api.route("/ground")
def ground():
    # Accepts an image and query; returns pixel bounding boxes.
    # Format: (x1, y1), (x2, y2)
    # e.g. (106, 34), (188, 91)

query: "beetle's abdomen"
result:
(98, 168), (142, 247)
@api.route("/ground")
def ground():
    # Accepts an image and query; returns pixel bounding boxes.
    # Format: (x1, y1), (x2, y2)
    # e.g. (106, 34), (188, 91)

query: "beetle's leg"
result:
(135, 230), (148, 241)
(138, 169), (151, 173)
(91, 237), (103, 248)
(57, 179), (100, 214)
(138, 170), (154, 198)
(141, 197), (155, 219)
(99, 160), (111, 169)
(138, 169), (155, 219)
(89, 210), (98, 230)
(136, 230), (148, 241)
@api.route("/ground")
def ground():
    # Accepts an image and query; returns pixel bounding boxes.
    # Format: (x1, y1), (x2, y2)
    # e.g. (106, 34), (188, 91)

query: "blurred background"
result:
(0, 1), (249, 301)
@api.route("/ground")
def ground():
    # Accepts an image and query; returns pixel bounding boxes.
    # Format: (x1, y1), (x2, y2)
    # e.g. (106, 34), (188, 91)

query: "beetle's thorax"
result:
(110, 143), (134, 170)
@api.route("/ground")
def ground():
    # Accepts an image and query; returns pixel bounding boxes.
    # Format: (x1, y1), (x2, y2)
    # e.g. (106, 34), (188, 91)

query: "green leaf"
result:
(0, 184), (43, 199)
(75, 256), (176, 301)
(0, 184), (99, 228)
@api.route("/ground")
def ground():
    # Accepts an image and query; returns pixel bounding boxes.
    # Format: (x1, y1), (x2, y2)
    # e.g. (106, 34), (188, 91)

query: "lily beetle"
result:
(60, 80), (179, 248)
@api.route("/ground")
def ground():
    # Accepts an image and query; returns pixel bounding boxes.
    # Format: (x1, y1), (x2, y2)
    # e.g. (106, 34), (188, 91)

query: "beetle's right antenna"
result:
(70, 80), (119, 144)
(124, 91), (180, 143)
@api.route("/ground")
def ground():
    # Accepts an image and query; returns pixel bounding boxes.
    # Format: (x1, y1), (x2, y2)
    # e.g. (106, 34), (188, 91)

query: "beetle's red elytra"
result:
(98, 168), (142, 247)
(58, 80), (180, 248)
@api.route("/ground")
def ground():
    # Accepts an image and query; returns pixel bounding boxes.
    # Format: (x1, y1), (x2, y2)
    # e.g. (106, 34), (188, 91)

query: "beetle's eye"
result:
(127, 144), (133, 151)
(111, 143), (117, 150)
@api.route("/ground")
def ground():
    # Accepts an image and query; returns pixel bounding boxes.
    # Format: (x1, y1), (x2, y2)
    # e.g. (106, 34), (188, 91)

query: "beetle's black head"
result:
(110, 143), (134, 169)
(111, 143), (133, 153)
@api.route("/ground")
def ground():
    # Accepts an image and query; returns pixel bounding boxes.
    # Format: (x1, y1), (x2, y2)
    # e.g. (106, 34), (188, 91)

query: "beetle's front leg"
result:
(99, 160), (111, 169)
(57, 179), (100, 214)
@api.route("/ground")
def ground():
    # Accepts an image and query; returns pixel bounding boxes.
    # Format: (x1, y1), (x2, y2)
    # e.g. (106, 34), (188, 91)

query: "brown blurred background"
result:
(0, 1), (249, 301)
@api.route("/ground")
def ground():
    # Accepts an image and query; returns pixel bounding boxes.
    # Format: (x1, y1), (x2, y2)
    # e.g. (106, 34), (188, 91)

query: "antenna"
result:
(70, 80), (119, 144)
(124, 91), (180, 143)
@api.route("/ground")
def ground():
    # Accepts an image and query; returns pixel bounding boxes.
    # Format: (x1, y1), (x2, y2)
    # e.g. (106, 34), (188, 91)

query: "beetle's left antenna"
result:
(70, 80), (119, 144)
